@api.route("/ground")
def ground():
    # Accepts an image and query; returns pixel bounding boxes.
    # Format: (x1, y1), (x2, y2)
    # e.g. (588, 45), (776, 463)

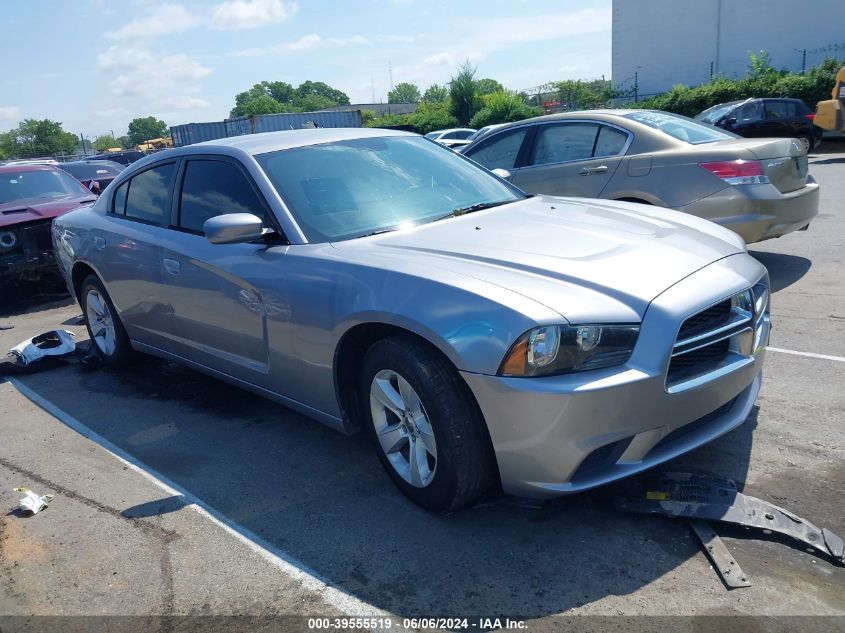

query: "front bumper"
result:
(679, 180), (819, 243)
(462, 254), (768, 499)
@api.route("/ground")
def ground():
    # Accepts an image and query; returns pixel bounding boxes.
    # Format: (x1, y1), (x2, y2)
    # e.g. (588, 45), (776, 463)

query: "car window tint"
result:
(735, 101), (764, 123)
(440, 132), (457, 140)
(531, 123), (599, 166)
(594, 126), (628, 157)
(468, 128), (529, 169)
(765, 101), (795, 119)
(454, 130), (473, 139)
(179, 160), (267, 233)
(112, 181), (128, 215)
(125, 163), (175, 224)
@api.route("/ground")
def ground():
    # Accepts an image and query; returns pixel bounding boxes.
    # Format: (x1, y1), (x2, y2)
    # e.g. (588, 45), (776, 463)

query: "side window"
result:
(440, 132), (458, 140)
(112, 180), (128, 215)
(531, 123), (599, 166)
(765, 101), (794, 119)
(179, 160), (267, 233)
(734, 101), (763, 123)
(454, 130), (473, 139)
(594, 126), (629, 157)
(125, 163), (175, 224)
(467, 128), (529, 170)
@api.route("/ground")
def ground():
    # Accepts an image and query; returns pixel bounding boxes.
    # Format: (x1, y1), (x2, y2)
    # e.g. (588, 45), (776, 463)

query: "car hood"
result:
(0, 194), (96, 229)
(333, 196), (745, 323)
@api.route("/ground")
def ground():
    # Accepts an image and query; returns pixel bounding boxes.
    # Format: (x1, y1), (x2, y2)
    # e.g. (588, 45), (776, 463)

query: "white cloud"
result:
(0, 106), (21, 126)
(161, 96), (211, 110)
(106, 4), (199, 40)
(422, 52), (455, 67)
(209, 0), (297, 30)
(229, 33), (370, 57)
(97, 46), (212, 97)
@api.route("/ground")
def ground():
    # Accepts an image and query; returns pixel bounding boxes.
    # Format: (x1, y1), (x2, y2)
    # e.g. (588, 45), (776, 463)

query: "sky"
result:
(0, 0), (612, 139)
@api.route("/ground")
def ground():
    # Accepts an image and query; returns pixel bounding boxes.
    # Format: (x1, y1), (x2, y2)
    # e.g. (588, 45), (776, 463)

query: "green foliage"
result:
(553, 79), (613, 110)
(632, 56), (844, 118)
(449, 60), (481, 125)
(127, 117), (168, 146)
(469, 92), (543, 128)
(230, 80), (350, 117)
(422, 84), (449, 103)
(475, 78), (504, 96)
(359, 110), (377, 126)
(388, 82), (421, 104)
(363, 101), (459, 134)
(93, 134), (117, 151)
(116, 135), (133, 150)
(0, 119), (78, 158)
(240, 94), (287, 116)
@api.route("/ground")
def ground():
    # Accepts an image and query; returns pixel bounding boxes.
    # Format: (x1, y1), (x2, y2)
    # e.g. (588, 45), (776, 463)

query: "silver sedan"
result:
(53, 128), (770, 511)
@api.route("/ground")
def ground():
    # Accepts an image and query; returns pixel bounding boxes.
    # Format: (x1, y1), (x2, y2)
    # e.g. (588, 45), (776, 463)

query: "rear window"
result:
(625, 111), (738, 144)
(60, 162), (123, 180)
(124, 163), (175, 224)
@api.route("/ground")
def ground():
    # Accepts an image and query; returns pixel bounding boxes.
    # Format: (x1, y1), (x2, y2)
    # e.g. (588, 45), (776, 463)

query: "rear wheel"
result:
(360, 336), (495, 512)
(797, 133), (814, 154)
(80, 274), (131, 366)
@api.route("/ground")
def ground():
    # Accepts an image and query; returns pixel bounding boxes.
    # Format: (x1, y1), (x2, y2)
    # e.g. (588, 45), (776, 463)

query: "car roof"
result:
(0, 164), (61, 173)
(192, 127), (416, 156)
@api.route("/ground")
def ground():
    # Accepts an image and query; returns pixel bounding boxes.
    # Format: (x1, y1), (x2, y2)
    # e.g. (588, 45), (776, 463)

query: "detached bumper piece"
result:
(614, 472), (845, 581)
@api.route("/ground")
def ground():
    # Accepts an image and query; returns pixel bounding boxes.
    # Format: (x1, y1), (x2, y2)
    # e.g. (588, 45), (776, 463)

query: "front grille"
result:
(667, 338), (731, 384)
(666, 294), (753, 389)
(677, 298), (731, 341)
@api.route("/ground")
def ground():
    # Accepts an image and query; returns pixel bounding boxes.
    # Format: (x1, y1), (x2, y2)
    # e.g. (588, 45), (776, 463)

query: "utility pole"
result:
(388, 61), (394, 91)
(801, 48), (807, 74)
(710, 61), (714, 79)
(79, 133), (88, 156)
(634, 71), (639, 103)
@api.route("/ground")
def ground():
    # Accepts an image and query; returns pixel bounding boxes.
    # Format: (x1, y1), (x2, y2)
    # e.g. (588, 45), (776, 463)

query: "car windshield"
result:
(0, 168), (90, 204)
(256, 135), (523, 242)
(695, 101), (743, 124)
(624, 111), (739, 144)
(424, 132), (440, 139)
(60, 162), (124, 180)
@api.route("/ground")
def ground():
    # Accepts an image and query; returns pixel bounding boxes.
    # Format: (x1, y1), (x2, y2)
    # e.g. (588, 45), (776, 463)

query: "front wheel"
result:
(797, 133), (814, 154)
(80, 274), (132, 366)
(360, 336), (496, 512)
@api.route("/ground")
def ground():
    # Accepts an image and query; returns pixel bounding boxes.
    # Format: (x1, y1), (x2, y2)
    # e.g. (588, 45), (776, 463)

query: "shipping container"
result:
(171, 111), (362, 147)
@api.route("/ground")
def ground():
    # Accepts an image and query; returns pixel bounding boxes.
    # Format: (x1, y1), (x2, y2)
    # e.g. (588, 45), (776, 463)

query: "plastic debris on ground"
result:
(13, 487), (55, 516)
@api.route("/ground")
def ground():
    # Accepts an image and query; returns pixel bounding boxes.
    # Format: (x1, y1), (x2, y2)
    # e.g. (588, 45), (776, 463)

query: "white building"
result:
(612, 0), (845, 98)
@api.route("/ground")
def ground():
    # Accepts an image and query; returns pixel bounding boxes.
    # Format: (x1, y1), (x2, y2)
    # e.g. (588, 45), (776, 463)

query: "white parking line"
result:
(8, 377), (386, 618)
(766, 347), (845, 363)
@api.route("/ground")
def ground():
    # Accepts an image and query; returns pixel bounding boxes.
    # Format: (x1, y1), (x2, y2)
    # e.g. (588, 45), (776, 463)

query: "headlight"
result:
(499, 324), (640, 377)
(0, 230), (17, 251)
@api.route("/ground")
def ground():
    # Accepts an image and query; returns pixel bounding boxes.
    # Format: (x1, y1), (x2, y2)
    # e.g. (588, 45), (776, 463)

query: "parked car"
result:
(425, 128), (476, 148)
(695, 98), (822, 153)
(454, 125), (506, 153)
(0, 164), (96, 298)
(53, 128), (769, 511)
(59, 160), (125, 194)
(88, 150), (146, 166)
(460, 110), (819, 243)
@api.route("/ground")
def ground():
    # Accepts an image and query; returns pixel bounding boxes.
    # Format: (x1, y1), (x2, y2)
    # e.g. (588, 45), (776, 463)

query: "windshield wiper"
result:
(434, 200), (511, 222)
(357, 228), (399, 239)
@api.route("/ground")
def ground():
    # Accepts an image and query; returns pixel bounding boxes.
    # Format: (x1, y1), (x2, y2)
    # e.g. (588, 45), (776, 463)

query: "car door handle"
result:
(162, 258), (181, 276)
(93, 236), (106, 250)
(580, 165), (608, 175)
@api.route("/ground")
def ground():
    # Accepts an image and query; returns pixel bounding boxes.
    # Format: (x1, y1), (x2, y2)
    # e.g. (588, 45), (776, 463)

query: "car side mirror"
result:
(491, 168), (512, 180)
(204, 213), (271, 244)
(724, 116), (737, 127)
(87, 180), (100, 194)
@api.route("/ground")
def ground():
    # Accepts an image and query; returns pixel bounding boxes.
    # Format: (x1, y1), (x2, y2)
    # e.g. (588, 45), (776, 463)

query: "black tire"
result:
(797, 132), (814, 154)
(360, 336), (496, 512)
(79, 274), (132, 367)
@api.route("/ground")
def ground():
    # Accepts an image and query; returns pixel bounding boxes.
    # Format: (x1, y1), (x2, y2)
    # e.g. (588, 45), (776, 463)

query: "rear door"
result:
(158, 156), (286, 384)
(94, 161), (178, 349)
(510, 122), (628, 198)
(761, 100), (795, 138)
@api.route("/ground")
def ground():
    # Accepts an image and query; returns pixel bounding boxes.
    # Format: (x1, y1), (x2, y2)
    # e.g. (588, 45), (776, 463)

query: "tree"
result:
(295, 81), (350, 105)
(475, 78), (504, 96)
(407, 102), (459, 134)
(127, 117), (168, 146)
(469, 92), (543, 128)
(231, 81), (296, 117)
(291, 93), (338, 112)
(449, 60), (481, 125)
(422, 84), (449, 103)
(1, 119), (78, 158)
(240, 94), (287, 116)
(93, 134), (117, 152)
(388, 82), (421, 103)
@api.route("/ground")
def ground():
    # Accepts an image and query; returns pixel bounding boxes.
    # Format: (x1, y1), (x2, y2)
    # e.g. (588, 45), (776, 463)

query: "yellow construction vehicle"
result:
(814, 64), (845, 132)
(136, 137), (173, 152)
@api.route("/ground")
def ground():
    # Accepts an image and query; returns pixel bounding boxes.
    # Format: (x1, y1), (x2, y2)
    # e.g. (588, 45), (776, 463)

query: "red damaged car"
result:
(0, 164), (96, 299)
